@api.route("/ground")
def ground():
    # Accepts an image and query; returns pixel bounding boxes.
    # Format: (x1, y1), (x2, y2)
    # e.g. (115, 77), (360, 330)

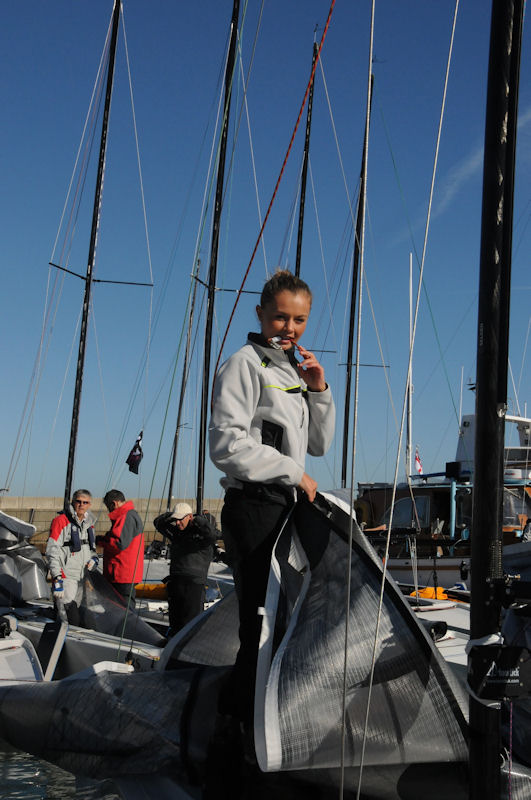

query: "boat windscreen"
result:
(503, 487), (531, 527)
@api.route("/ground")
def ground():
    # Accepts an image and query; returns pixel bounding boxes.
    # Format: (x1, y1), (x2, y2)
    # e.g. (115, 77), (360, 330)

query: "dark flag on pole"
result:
(126, 431), (143, 475)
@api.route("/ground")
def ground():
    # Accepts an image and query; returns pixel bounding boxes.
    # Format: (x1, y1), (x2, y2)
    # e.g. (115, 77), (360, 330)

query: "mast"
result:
(166, 261), (200, 511)
(406, 253), (413, 479)
(64, 0), (121, 507)
(469, 0), (524, 797)
(294, 42), (318, 278)
(341, 76), (373, 489)
(196, 0), (240, 515)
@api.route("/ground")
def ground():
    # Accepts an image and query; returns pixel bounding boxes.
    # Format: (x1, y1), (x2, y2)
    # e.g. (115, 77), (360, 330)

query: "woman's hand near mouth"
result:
(296, 344), (326, 391)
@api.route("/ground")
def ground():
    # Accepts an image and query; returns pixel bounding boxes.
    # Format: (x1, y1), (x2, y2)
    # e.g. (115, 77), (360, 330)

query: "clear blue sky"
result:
(1, 1), (530, 510)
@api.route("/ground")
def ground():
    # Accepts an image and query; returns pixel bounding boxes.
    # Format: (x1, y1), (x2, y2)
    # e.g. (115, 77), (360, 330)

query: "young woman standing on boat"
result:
(209, 269), (335, 727)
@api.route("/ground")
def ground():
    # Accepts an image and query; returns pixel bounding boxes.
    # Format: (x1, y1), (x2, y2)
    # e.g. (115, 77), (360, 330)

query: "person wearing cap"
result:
(153, 503), (217, 634)
(99, 489), (144, 607)
(46, 489), (99, 625)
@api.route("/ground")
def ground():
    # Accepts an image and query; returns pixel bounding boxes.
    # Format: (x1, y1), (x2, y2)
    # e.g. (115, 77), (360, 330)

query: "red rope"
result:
(211, 0), (337, 408)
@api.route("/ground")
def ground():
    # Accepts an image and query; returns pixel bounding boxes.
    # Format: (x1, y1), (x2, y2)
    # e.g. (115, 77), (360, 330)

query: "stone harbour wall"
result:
(0, 497), (223, 554)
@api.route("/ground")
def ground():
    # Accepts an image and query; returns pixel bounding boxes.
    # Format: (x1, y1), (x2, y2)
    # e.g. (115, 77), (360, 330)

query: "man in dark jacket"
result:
(99, 489), (144, 607)
(154, 503), (216, 634)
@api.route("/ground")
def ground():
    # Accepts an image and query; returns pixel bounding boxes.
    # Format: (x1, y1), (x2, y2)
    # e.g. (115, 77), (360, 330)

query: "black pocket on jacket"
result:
(262, 420), (283, 451)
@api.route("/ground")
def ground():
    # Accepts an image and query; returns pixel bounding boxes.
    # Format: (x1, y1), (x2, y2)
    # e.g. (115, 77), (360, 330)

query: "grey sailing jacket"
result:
(209, 334), (335, 491)
(46, 504), (97, 583)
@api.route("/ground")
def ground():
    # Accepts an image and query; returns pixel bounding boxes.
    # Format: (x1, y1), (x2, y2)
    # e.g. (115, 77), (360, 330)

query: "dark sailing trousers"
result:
(220, 485), (292, 727)
(166, 575), (205, 633)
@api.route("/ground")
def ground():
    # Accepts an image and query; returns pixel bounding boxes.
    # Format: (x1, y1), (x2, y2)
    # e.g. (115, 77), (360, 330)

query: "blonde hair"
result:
(259, 269), (312, 308)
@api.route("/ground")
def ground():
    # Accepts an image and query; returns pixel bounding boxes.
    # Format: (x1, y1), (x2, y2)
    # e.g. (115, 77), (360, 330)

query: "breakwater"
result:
(0, 496), (223, 553)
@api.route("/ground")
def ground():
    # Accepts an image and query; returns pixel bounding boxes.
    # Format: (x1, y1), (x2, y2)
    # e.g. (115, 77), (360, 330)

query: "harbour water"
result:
(0, 549), (231, 799)
(0, 743), (121, 799)
(0, 741), (124, 800)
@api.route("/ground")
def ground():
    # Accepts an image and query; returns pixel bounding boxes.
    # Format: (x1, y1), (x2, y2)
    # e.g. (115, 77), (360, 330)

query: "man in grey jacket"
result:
(46, 489), (99, 624)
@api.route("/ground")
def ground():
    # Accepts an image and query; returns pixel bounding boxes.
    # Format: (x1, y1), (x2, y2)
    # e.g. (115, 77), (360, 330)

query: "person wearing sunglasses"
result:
(46, 489), (99, 624)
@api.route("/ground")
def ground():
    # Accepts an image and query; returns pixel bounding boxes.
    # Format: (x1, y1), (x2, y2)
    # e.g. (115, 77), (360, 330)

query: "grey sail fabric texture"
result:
(255, 492), (468, 777)
(77, 570), (164, 646)
(0, 511), (49, 603)
(0, 668), (193, 778)
(161, 588), (240, 669)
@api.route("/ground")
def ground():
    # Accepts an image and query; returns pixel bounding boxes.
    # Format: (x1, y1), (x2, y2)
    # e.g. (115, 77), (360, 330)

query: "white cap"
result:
(171, 502), (193, 520)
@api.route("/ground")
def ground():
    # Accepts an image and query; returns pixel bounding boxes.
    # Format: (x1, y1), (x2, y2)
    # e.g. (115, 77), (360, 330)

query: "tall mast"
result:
(406, 253), (413, 479)
(469, 0), (524, 797)
(166, 261), (200, 511)
(341, 77), (373, 489)
(294, 42), (318, 278)
(196, 0), (240, 514)
(64, 0), (121, 507)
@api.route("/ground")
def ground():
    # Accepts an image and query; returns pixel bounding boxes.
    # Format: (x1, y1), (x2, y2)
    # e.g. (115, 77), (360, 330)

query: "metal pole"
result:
(469, 1), (524, 796)
(167, 262), (200, 511)
(196, 0), (240, 514)
(294, 42), (318, 278)
(341, 76), (373, 488)
(64, 0), (121, 506)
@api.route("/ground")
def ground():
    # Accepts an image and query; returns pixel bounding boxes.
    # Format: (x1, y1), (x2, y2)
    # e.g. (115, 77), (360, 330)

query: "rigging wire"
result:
(508, 359), (522, 420)
(50, 17), (112, 266)
(237, 39), (269, 276)
(517, 314), (531, 402)
(103, 10), (240, 564)
(103, 2), (241, 490)
(4, 9), (117, 495)
(121, 4), (155, 440)
(90, 301), (113, 467)
(276, 159), (304, 269)
(35, 307), (83, 496)
(212, 0), (337, 398)
(319, 56), (359, 234)
(377, 94), (462, 433)
(357, 290), (477, 484)
(308, 159), (339, 353)
(3, 35), (110, 493)
(341, 0), (375, 795)
(316, 54), (402, 472)
(199, 0), (257, 337)
(352, 4), (461, 797)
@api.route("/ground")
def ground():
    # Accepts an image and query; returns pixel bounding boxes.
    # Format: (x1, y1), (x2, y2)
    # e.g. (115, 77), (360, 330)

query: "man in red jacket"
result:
(99, 489), (144, 607)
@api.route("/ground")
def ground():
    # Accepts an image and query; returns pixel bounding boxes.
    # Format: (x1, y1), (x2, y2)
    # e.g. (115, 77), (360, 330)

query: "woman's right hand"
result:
(298, 472), (318, 502)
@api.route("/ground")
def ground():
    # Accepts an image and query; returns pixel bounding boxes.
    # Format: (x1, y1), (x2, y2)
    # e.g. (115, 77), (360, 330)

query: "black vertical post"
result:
(64, 0), (121, 507)
(469, 1), (523, 797)
(294, 42), (318, 278)
(196, 0), (240, 515)
(167, 262), (200, 511)
(341, 76), (373, 488)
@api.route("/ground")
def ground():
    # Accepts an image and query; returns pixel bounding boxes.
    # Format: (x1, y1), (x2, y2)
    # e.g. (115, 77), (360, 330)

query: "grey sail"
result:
(0, 510), (49, 604)
(254, 492), (468, 794)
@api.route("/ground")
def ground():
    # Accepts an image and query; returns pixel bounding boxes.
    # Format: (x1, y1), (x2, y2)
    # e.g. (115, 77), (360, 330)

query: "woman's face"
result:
(256, 290), (311, 350)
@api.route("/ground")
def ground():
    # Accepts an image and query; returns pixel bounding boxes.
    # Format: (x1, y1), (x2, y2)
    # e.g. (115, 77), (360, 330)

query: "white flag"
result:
(415, 446), (423, 475)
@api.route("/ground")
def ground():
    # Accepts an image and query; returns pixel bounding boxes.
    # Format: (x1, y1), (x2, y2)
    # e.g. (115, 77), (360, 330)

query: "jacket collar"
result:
(247, 332), (299, 369)
(64, 503), (96, 527)
(108, 499), (135, 520)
